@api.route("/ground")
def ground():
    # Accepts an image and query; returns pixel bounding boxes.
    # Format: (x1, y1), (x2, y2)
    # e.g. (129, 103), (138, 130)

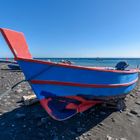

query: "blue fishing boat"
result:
(8, 64), (20, 70)
(0, 28), (139, 121)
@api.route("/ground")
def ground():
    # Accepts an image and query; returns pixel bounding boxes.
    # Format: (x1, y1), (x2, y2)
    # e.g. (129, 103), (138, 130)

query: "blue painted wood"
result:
(17, 60), (138, 100)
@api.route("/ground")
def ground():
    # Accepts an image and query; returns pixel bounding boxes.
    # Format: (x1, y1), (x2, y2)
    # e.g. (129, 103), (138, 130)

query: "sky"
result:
(0, 0), (140, 58)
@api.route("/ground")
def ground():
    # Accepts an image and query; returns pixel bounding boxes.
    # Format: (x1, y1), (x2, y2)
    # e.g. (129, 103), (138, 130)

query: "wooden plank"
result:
(22, 94), (39, 105)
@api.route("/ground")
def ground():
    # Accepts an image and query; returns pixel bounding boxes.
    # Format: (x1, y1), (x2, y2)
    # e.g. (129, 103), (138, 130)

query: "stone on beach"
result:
(37, 117), (49, 127)
(1, 122), (5, 126)
(53, 136), (59, 140)
(126, 112), (134, 117)
(135, 101), (140, 105)
(76, 128), (83, 133)
(130, 109), (139, 115)
(100, 111), (106, 115)
(41, 117), (48, 124)
(106, 135), (115, 140)
(22, 94), (38, 105)
(119, 138), (127, 140)
(15, 113), (26, 119)
(111, 117), (116, 122)
(15, 89), (23, 93)
(130, 93), (136, 98)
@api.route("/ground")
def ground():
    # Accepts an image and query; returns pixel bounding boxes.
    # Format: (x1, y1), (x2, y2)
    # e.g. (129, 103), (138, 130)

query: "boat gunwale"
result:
(16, 57), (139, 74)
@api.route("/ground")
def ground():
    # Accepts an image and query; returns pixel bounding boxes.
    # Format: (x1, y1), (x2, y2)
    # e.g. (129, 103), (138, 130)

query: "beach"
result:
(0, 62), (140, 140)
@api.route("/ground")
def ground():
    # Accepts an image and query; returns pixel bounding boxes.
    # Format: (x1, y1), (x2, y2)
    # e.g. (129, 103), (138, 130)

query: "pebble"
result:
(7, 96), (11, 99)
(111, 117), (115, 122)
(15, 89), (23, 93)
(35, 114), (43, 119)
(107, 135), (114, 140)
(79, 112), (85, 117)
(96, 115), (99, 117)
(3, 99), (7, 102)
(16, 113), (26, 119)
(131, 122), (135, 125)
(76, 121), (80, 125)
(61, 135), (65, 139)
(22, 125), (26, 128)
(79, 136), (85, 140)
(11, 124), (15, 127)
(90, 108), (95, 112)
(130, 109), (138, 115)
(53, 136), (59, 140)
(76, 128), (83, 133)
(119, 110), (123, 113)
(6, 87), (10, 89)
(69, 130), (76, 135)
(37, 121), (43, 127)
(119, 138), (127, 140)
(100, 111), (106, 115)
(82, 124), (85, 127)
(82, 133), (87, 137)
(130, 94), (136, 98)
(27, 91), (32, 94)
(126, 112), (134, 117)
(1, 122), (5, 126)
(38, 119), (49, 127)
(41, 117), (47, 124)
(135, 101), (140, 105)
(86, 132), (91, 136)
(127, 117), (135, 123)
(99, 122), (104, 126)
(38, 132), (44, 137)
(48, 122), (51, 125)
(1, 76), (5, 79)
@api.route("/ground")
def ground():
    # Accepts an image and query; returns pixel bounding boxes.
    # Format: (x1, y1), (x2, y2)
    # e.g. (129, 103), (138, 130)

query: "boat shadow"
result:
(0, 102), (114, 140)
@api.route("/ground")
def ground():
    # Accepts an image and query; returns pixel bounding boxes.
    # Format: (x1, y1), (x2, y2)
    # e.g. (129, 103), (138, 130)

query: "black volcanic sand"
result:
(0, 63), (140, 140)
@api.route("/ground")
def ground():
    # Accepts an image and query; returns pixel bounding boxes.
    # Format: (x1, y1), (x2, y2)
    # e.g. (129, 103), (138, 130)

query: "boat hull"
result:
(16, 59), (138, 120)
(0, 28), (139, 121)
(8, 64), (20, 70)
(17, 59), (138, 99)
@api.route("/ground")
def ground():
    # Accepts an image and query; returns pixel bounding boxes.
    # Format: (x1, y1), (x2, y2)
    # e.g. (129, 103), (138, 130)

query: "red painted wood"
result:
(30, 78), (138, 88)
(0, 28), (32, 59)
(0, 28), (139, 74)
(40, 96), (101, 120)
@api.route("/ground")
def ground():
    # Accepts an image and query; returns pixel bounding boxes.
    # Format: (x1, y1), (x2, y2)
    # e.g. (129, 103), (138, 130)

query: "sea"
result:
(38, 58), (140, 69)
(0, 58), (140, 69)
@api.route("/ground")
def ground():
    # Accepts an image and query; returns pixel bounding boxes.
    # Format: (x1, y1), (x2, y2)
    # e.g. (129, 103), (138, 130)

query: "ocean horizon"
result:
(28, 58), (140, 69)
(0, 57), (140, 68)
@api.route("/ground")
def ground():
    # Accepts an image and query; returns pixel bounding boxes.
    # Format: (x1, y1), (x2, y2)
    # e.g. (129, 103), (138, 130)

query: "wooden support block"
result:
(22, 94), (39, 105)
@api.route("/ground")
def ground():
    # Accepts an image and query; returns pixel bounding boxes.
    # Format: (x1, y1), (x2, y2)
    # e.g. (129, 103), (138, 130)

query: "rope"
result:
(0, 80), (26, 99)
(0, 62), (54, 99)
